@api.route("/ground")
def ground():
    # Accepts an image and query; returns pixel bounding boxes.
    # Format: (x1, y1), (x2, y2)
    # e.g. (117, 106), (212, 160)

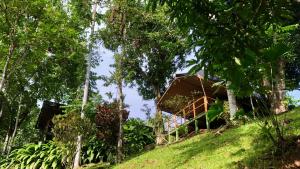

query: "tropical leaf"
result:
(206, 99), (224, 123)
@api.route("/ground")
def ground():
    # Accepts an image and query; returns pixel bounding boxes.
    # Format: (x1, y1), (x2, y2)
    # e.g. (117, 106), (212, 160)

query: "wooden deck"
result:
(164, 96), (215, 143)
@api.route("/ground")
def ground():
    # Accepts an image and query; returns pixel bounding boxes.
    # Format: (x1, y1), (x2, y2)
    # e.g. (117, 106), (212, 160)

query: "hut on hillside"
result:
(36, 101), (64, 141)
(157, 73), (228, 143)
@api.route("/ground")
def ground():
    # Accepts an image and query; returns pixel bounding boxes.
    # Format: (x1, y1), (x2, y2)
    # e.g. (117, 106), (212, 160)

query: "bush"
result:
(51, 111), (98, 168)
(95, 101), (129, 144)
(0, 142), (70, 169)
(82, 136), (114, 164)
(177, 124), (188, 135)
(52, 111), (96, 144)
(206, 99), (224, 123)
(0, 139), (111, 169)
(123, 118), (155, 155)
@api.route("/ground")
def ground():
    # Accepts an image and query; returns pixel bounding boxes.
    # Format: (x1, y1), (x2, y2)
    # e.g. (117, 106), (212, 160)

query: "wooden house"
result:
(157, 73), (228, 143)
(36, 101), (64, 141)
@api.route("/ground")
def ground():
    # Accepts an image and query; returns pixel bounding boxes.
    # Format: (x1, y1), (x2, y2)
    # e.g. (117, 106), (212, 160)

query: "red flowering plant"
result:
(95, 101), (129, 144)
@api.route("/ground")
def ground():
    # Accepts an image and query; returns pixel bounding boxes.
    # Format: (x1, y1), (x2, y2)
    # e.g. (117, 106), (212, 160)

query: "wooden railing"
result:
(165, 96), (215, 133)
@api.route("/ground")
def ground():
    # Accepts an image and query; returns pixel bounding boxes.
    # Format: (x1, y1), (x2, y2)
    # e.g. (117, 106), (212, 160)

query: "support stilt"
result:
(168, 118), (171, 144)
(204, 96), (210, 130)
(183, 109), (186, 123)
(193, 102), (197, 133)
(175, 128), (179, 142)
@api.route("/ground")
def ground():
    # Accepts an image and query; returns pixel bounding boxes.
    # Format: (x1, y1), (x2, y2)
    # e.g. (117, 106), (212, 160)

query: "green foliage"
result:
(284, 94), (300, 108)
(141, 104), (152, 122)
(13, 108), (41, 148)
(177, 124), (188, 135)
(0, 142), (69, 169)
(0, 0), (89, 151)
(235, 109), (248, 119)
(0, 0), (88, 100)
(123, 118), (155, 155)
(149, 0), (298, 96)
(206, 99), (224, 123)
(206, 99), (251, 125)
(286, 26), (300, 90)
(0, 92), (11, 136)
(255, 99), (287, 149)
(82, 137), (112, 165)
(52, 110), (97, 167)
(233, 109), (253, 125)
(62, 93), (103, 121)
(52, 111), (96, 146)
(101, 0), (188, 100)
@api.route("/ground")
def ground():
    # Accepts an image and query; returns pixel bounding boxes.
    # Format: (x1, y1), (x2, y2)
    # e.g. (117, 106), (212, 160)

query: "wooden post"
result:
(168, 118), (171, 144)
(204, 96), (208, 112)
(183, 109), (186, 123)
(198, 76), (210, 132)
(193, 102), (196, 117)
(204, 96), (210, 130)
(180, 112), (183, 125)
(193, 102), (198, 133)
(198, 76), (207, 96)
(173, 115), (177, 128)
(175, 128), (179, 142)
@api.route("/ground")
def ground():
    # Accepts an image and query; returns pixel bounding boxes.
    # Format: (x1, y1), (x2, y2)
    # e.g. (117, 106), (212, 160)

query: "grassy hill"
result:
(110, 108), (300, 169)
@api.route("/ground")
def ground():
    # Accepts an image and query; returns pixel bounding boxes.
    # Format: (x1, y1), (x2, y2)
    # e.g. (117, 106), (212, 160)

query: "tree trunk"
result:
(0, 106), (3, 119)
(250, 95), (256, 118)
(6, 97), (22, 155)
(154, 86), (164, 145)
(226, 81), (238, 119)
(73, 1), (97, 168)
(271, 59), (287, 114)
(116, 64), (124, 163)
(0, 43), (15, 92)
(2, 130), (10, 155)
(116, 5), (128, 162)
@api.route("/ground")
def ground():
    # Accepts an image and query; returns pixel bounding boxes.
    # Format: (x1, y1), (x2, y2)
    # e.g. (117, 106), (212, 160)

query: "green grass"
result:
(110, 107), (300, 169)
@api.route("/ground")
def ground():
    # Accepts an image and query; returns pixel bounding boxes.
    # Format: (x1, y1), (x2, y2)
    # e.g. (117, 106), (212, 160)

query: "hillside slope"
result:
(113, 108), (300, 169)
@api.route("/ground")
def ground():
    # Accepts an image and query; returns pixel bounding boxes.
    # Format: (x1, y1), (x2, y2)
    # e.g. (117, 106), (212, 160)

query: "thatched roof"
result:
(158, 75), (227, 114)
(36, 101), (64, 140)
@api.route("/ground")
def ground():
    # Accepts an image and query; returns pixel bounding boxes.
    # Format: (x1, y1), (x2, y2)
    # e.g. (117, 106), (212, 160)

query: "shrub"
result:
(206, 99), (224, 123)
(123, 118), (155, 155)
(52, 111), (96, 144)
(177, 124), (188, 135)
(81, 136), (114, 164)
(0, 142), (70, 169)
(52, 111), (97, 168)
(95, 101), (129, 144)
(0, 139), (110, 169)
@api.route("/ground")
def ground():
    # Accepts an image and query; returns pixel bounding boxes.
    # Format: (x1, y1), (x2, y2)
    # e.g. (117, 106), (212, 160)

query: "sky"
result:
(94, 46), (300, 120)
(93, 47), (156, 119)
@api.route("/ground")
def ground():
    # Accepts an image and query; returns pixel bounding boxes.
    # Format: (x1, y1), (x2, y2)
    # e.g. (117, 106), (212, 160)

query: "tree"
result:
(95, 101), (129, 162)
(115, 53), (125, 163)
(101, 0), (128, 160)
(0, 0), (88, 155)
(148, 0), (300, 148)
(141, 104), (152, 123)
(285, 1), (300, 91)
(102, 52), (127, 162)
(226, 81), (238, 119)
(73, 0), (99, 168)
(149, 0), (297, 113)
(0, 0), (87, 96)
(101, 0), (188, 144)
